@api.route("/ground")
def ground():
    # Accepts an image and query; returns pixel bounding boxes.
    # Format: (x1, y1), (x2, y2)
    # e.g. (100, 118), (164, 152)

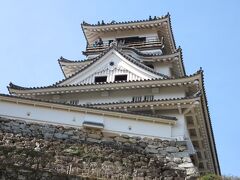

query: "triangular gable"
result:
(59, 48), (165, 86)
(58, 57), (93, 78)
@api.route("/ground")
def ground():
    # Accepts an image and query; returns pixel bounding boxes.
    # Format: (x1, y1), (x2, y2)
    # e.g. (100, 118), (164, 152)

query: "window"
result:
(114, 75), (127, 82)
(144, 95), (154, 101)
(132, 96), (142, 102)
(95, 76), (107, 83)
(116, 36), (146, 44)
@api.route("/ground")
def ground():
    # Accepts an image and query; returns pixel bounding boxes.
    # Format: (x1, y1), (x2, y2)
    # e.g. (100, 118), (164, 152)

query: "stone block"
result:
(102, 132), (118, 138)
(172, 152), (189, 158)
(165, 146), (179, 153)
(166, 161), (178, 168)
(44, 133), (53, 139)
(147, 144), (158, 149)
(178, 146), (187, 152)
(170, 140), (176, 146)
(129, 138), (137, 144)
(176, 141), (187, 146)
(86, 138), (100, 143)
(182, 156), (192, 163)
(139, 142), (147, 148)
(186, 167), (198, 175)
(145, 147), (158, 154)
(178, 162), (194, 168)
(87, 133), (101, 140)
(131, 136), (141, 141)
(70, 135), (80, 140)
(54, 133), (68, 139)
(173, 157), (182, 164)
(64, 130), (74, 136)
(121, 134), (129, 139)
(114, 136), (129, 143)
(101, 137), (114, 143)
(158, 150), (167, 156)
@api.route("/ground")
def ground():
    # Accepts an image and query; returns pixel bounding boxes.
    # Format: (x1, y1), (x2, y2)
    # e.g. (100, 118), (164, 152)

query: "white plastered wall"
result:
(0, 101), (178, 139)
(154, 63), (172, 77)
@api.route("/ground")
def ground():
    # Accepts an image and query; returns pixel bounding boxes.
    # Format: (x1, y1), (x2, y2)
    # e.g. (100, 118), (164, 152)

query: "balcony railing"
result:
(86, 37), (164, 52)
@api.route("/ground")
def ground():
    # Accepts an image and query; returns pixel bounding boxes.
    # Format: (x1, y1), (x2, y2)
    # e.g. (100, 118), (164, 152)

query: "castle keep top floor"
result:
(82, 14), (176, 57)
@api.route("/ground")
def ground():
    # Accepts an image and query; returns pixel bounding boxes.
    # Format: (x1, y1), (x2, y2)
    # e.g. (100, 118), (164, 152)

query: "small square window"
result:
(95, 76), (107, 83)
(114, 75), (127, 81)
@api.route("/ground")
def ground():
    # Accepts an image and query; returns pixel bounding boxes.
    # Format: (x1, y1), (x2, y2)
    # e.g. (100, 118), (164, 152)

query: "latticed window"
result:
(69, 100), (79, 105)
(132, 96), (142, 102)
(144, 95), (154, 101)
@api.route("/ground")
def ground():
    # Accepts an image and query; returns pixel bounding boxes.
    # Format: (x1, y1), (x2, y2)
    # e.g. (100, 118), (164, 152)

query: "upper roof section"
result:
(59, 47), (185, 79)
(81, 13), (177, 56)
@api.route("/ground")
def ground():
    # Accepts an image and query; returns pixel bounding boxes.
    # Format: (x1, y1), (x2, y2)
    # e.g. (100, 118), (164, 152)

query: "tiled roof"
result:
(8, 70), (202, 91)
(199, 70), (221, 174)
(167, 13), (177, 51)
(82, 14), (169, 27)
(58, 56), (92, 63)
(0, 93), (177, 121)
(177, 47), (186, 76)
(59, 47), (164, 65)
(59, 47), (185, 77)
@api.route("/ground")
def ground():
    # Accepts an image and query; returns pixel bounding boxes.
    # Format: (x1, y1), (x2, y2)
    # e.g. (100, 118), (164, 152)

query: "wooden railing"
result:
(86, 37), (164, 51)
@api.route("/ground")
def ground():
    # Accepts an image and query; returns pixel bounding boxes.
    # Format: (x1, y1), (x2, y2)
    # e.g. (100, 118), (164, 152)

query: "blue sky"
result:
(0, 0), (240, 176)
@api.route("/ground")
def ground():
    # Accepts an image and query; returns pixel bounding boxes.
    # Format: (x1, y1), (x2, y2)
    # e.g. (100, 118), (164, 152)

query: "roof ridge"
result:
(59, 48), (181, 65)
(82, 14), (169, 27)
(58, 56), (93, 63)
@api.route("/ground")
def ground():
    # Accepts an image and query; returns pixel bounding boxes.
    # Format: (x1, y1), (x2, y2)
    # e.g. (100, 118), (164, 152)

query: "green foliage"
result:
(200, 174), (240, 180)
(200, 174), (221, 180)
(221, 176), (240, 180)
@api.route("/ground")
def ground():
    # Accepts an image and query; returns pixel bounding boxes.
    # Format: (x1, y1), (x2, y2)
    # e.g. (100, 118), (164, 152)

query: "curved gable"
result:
(59, 48), (164, 85)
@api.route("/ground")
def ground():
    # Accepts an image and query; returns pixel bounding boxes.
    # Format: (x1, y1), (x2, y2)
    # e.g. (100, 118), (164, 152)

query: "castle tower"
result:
(1, 14), (220, 175)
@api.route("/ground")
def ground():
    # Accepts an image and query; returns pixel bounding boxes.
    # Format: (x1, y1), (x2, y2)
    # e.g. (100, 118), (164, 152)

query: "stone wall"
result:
(0, 117), (199, 179)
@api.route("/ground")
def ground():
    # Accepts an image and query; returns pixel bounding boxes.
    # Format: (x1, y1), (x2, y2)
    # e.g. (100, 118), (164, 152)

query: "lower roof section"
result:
(0, 94), (176, 124)
(8, 70), (201, 96)
(0, 94), (181, 140)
